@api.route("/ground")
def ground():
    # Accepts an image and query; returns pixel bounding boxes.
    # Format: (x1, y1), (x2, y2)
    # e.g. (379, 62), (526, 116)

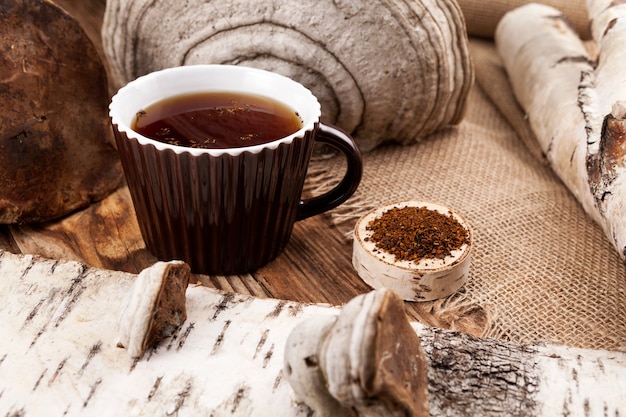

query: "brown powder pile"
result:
(365, 206), (469, 262)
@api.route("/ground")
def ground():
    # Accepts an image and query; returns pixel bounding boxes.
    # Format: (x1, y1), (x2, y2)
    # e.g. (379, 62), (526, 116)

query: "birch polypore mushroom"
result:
(284, 289), (429, 417)
(1, 250), (625, 416)
(495, 2), (626, 260)
(117, 261), (190, 358)
(101, 0), (474, 151)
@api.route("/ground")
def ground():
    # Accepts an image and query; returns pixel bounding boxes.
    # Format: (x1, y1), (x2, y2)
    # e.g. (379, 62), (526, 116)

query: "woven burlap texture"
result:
(457, 0), (590, 39)
(307, 38), (626, 351)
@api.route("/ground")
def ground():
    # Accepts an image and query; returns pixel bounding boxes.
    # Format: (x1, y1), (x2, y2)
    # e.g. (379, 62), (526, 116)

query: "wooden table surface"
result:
(0, 0), (483, 332)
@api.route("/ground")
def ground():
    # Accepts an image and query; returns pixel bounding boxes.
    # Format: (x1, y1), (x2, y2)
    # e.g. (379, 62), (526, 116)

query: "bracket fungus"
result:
(284, 289), (429, 417)
(0, 0), (122, 223)
(102, 0), (474, 151)
(118, 261), (191, 358)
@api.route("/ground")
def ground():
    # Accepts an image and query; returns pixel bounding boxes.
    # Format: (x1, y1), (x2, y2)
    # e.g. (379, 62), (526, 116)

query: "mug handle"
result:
(296, 123), (363, 221)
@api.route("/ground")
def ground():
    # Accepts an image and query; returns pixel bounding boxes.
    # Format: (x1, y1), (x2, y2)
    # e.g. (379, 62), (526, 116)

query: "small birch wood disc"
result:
(353, 201), (472, 301)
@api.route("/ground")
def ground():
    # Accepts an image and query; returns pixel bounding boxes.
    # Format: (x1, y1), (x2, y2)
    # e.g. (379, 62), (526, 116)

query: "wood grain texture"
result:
(4, 179), (486, 331)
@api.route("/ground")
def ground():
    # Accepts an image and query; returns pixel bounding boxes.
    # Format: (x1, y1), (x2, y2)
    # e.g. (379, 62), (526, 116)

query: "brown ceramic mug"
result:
(109, 65), (362, 275)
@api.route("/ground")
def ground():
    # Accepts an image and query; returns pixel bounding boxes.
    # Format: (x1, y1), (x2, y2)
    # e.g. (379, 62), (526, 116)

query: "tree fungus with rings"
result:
(101, 0), (474, 152)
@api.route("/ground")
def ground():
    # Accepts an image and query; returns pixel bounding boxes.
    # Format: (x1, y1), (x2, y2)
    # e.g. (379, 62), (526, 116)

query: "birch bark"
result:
(0, 251), (624, 416)
(495, 2), (626, 259)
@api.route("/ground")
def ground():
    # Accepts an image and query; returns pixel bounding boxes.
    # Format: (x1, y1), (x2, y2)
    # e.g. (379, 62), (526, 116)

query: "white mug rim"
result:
(109, 64), (321, 157)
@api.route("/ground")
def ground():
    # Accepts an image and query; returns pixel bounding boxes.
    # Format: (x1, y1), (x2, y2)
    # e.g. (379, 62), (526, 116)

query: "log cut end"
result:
(117, 261), (191, 358)
(588, 100), (626, 204)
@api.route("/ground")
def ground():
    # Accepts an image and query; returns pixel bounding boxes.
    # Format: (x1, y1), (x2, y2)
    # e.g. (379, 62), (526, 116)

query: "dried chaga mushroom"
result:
(0, 0), (122, 223)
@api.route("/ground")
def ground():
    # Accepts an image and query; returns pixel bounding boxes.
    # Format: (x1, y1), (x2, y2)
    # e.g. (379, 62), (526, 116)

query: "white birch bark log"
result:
(495, 2), (626, 260)
(0, 250), (625, 416)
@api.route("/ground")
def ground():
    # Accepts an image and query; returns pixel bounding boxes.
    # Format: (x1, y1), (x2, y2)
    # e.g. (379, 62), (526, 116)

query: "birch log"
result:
(101, 0), (474, 151)
(0, 250), (625, 416)
(495, 2), (626, 260)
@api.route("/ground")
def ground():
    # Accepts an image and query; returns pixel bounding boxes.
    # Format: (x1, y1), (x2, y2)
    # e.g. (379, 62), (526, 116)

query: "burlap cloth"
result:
(458, 0), (590, 39)
(307, 1), (626, 351)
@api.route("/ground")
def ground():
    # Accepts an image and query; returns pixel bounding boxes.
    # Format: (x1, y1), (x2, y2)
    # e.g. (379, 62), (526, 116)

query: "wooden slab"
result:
(0, 0), (487, 335)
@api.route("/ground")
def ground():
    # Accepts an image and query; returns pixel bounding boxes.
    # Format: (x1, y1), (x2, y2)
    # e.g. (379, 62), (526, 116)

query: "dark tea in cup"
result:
(109, 65), (362, 275)
(132, 92), (303, 149)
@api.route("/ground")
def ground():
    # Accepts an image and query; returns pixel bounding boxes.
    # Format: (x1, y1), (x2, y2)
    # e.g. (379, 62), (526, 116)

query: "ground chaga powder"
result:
(365, 206), (469, 262)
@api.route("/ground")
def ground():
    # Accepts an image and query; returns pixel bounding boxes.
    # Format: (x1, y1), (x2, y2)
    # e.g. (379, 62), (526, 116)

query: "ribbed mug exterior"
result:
(112, 126), (315, 275)
(110, 65), (361, 275)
